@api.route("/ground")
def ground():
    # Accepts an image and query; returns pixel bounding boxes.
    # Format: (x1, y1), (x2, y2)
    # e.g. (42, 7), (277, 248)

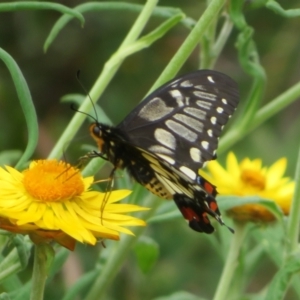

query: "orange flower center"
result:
(241, 169), (266, 191)
(23, 160), (84, 201)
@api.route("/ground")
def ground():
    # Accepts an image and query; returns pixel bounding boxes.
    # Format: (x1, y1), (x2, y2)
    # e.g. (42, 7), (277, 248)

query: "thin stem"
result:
(212, 14), (233, 63)
(30, 244), (50, 300)
(218, 80), (300, 154)
(200, 7), (217, 69)
(200, 13), (233, 69)
(286, 141), (300, 252)
(213, 222), (248, 300)
(48, 0), (159, 159)
(148, 0), (226, 93)
(85, 195), (161, 300)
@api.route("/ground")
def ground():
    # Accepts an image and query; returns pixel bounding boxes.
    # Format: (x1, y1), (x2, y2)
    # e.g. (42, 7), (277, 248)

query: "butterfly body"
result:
(89, 70), (239, 233)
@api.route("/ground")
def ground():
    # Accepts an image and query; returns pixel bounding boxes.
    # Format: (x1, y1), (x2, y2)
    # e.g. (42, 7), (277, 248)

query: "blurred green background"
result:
(1, 1), (300, 299)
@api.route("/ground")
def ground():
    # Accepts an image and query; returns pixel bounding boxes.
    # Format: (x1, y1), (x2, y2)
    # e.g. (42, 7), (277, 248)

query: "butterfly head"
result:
(89, 122), (125, 164)
(89, 122), (107, 153)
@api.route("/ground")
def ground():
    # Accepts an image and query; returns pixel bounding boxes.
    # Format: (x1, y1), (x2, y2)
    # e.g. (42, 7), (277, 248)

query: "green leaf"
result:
(0, 293), (11, 300)
(61, 93), (113, 125)
(148, 202), (179, 223)
(0, 151), (22, 166)
(13, 236), (30, 270)
(266, 1), (300, 18)
(62, 270), (98, 300)
(114, 13), (184, 61)
(44, 2), (190, 51)
(0, 48), (38, 170)
(152, 291), (205, 300)
(0, 237), (32, 282)
(0, 2), (84, 25)
(266, 250), (300, 300)
(133, 236), (159, 273)
(12, 282), (31, 300)
(48, 248), (69, 280)
(61, 93), (86, 107)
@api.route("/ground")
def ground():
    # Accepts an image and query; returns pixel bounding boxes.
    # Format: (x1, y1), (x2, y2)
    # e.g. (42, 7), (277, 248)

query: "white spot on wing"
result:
(216, 107), (224, 113)
(148, 145), (173, 155)
(154, 128), (176, 150)
(184, 107), (206, 120)
(138, 97), (173, 121)
(201, 141), (209, 150)
(169, 89), (183, 99)
(196, 100), (212, 110)
(207, 76), (215, 83)
(207, 129), (213, 137)
(193, 91), (216, 101)
(169, 89), (185, 107)
(165, 120), (197, 142)
(179, 166), (196, 180)
(157, 154), (175, 165)
(211, 116), (217, 125)
(190, 147), (202, 163)
(180, 80), (193, 87)
(222, 98), (228, 105)
(173, 114), (203, 133)
(194, 85), (206, 90)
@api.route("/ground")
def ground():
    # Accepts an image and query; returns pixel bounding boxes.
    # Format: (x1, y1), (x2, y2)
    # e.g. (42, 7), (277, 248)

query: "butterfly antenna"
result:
(76, 70), (99, 122)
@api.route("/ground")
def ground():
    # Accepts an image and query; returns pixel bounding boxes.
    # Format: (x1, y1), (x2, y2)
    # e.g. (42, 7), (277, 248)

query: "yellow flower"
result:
(0, 160), (148, 250)
(200, 152), (295, 222)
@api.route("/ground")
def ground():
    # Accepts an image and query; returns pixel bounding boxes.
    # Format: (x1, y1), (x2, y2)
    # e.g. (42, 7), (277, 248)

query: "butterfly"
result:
(86, 70), (239, 233)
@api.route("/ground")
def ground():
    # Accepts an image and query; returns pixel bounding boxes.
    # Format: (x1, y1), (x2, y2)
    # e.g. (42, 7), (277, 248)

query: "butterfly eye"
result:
(92, 124), (102, 137)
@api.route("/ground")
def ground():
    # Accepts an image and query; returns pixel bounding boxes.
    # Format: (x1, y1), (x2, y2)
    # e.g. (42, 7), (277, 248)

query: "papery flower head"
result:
(200, 152), (295, 222)
(0, 159), (148, 250)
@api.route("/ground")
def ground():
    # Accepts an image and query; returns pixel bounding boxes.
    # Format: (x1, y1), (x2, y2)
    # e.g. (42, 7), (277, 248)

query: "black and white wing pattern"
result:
(118, 70), (239, 176)
(89, 70), (239, 233)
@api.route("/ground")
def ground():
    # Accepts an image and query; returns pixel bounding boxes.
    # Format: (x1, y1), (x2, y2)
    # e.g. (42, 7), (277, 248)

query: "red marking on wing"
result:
(209, 201), (218, 212)
(180, 207), (199, 221)
(203, 181), (215, 195)
(179, 206), (210, 224)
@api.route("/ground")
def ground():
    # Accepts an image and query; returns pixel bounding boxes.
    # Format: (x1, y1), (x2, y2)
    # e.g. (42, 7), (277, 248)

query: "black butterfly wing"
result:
(117, 70), (239, 181)
(131, 146), (228, 233)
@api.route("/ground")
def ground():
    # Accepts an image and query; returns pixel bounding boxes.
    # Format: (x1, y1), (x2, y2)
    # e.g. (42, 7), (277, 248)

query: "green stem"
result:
(200, 13), (233, 69)
(200, 7), (217, 69)
(211, 14), (233, 65)
(218, 80), (300, 154)
(286, 142), (300, 252)
(85, 196), (161, 300)
(252, 81), (300, 131)
(30, 244), (50, 300)
(213, 222), (247, 300)
(48, 0), (159, 159)
(0, 2), (84, 25)
(148, 0), (226, 93)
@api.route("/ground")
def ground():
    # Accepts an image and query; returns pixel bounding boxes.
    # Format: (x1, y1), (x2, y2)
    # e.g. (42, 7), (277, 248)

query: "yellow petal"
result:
(266, 158), (287, 189)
